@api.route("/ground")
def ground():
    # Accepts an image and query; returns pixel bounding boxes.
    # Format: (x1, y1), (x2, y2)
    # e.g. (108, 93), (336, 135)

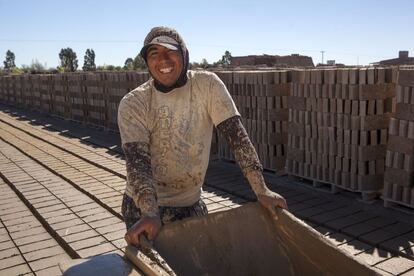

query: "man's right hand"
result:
(124, 216), (162, 247)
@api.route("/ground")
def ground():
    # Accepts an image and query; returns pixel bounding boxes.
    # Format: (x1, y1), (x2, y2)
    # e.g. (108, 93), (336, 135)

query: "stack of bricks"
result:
(383, 69), (414, 209)
(21, 75), (32, 108)
(51, 74), (69, 118)
(67, 74), (86, 122)
(216, 71), (290, 171)
(105, 72), (149, 131)
(31, 74), (41, 110)
(13, 75), (23, 107)
(287, 68), (395, 199)
(39, 74), (53, 112)
(85, 73), (106, 127)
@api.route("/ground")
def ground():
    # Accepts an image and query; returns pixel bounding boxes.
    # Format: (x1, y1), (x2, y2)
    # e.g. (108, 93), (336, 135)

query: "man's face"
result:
(146, 44), (183, 87)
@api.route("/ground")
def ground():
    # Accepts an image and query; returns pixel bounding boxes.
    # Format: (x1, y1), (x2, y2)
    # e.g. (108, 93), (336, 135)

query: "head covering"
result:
(140, 26), (189, 92)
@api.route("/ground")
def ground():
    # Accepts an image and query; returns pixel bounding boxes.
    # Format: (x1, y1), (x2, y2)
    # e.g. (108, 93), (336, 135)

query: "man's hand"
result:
(124, 216), (162, 247)
(257, 189), (288, 220)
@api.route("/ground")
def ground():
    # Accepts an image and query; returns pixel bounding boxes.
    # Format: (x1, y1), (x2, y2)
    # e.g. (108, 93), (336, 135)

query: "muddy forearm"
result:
(123, 142), (159, 217)
(216, 116), (269, 195)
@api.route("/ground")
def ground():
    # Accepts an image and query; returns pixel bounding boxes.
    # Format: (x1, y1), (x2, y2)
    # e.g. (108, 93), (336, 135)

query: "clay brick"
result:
(358, 84), (395, 100)
(52, 218), (84, 230)
(396, 103), (414, 121)
(7, 221), (42, 233)
(14, 232), (52, 246)
(380, 235), (414, 252)
(24, 245), (66, 262)
(354, 247), (392, 266)
(3, 215), (38, 227)
(103, 229), (126, 242)
(77, 242), (117, 258)
(400, 268), (414, 276)
(398, 70), (414, 86)
(342, 222), (378, 237)
(0, 247), (20, 260)
(69, 236), (107, 251)
(384, 168), (413, 187)
(360, 114), (391, 130)
(325, 232), (354, 246)
(19, 238), (60, 254)
(10, 226), (46, 240)
(28, 253), (71, 271)
(375, 256), (414, 275)
(35, 265), (62, 276)
(0, 240), (15, 251)
(56, 224), (91, 237)
(0, 234), (10, 243)
(359, 229), (398, 245)
(0, 255), (26, 270)
(112, 238), (127, 249)
(62, 229), (99, 244)
(392, 184), (403, 201)
(387, 135), (414, 155)
(0, 263), (31, 275)
(45, 213), (78, 225)
(338, 239), (372, 256)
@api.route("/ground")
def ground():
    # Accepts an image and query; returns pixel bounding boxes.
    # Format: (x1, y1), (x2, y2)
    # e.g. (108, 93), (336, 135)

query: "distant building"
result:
(231, 54), (314, 68)
(327, 60), (336, 66)
(378, 51), (414, 66)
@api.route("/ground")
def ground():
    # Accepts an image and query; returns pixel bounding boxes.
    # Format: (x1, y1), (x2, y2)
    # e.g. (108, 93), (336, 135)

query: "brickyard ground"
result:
(0, 103), (413, 276)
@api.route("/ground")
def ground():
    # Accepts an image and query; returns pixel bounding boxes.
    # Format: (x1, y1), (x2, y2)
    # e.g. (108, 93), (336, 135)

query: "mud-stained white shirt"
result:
(118, 70), (240, 207)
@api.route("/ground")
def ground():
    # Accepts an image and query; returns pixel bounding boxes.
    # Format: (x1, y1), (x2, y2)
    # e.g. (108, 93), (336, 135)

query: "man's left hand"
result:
(257, 190), (288, 220)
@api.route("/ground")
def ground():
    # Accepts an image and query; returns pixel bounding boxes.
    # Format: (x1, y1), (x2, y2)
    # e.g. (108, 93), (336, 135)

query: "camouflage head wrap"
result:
(140, 26), (189, 92)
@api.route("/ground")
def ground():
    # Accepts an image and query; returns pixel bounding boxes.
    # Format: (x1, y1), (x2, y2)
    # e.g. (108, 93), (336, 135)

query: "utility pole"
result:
(320, 51), (325, 65)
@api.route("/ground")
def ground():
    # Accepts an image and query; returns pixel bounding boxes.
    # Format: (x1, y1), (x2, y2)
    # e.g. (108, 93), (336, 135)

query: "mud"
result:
(153, 202), (381, 276)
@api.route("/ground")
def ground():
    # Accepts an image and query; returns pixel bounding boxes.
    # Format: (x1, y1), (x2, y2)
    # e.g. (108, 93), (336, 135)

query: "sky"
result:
(0, 0), (413, 69)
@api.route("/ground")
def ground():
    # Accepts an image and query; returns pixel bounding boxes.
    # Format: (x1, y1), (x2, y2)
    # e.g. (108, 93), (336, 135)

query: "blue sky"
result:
(0, 0), (413, 68)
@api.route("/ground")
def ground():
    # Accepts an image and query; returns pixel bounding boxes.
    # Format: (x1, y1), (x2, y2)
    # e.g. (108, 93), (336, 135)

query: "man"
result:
(118, 26), (287, 247)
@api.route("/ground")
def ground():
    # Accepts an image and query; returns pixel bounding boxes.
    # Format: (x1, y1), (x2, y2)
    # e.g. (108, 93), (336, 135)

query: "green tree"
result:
(221, 50), (232, 67)
(201, 58), (209, 69)
(133, 54), (146, 70)
(124, 58), (134, 70)
(3, 50), (16, 69)
(58, 47), (78, 72)
(83, 49), (96, 71)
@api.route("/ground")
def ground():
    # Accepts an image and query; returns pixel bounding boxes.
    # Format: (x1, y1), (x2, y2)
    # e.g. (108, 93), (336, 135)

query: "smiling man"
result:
(118, 26), (288, 247)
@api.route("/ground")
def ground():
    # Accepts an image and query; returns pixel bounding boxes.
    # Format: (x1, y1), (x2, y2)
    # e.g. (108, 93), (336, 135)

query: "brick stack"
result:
(51, 74), (69, 118)
(14, 75), (24, 107)
(287, 68), (395, 199)
(31, 74), (41, 110)
(105, 72), (149, 131)
(85, 73), (106, 127)
(67, 74), (86, 122)
(39, 74), (53, 112)
(216, 71), (290, 171)
(383, 69), (414, 209)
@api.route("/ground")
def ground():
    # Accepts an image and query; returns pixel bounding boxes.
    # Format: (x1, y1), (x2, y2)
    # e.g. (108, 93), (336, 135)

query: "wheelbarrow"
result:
(60, 202), (381, 275)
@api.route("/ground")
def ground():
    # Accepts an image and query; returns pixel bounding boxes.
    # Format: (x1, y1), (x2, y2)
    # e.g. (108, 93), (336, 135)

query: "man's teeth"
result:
(160, 67), (173, 73)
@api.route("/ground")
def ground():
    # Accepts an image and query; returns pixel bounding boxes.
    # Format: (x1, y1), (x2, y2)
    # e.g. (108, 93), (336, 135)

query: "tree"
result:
(133, 54), (146, 70)
(221, 50), (232, 67)
(124, 58), (134, 70)
(3, 50), (16, 69)
(201, 58), (209, 69)
(58, 47), (78, 72)
(83, 49), (96, 71)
